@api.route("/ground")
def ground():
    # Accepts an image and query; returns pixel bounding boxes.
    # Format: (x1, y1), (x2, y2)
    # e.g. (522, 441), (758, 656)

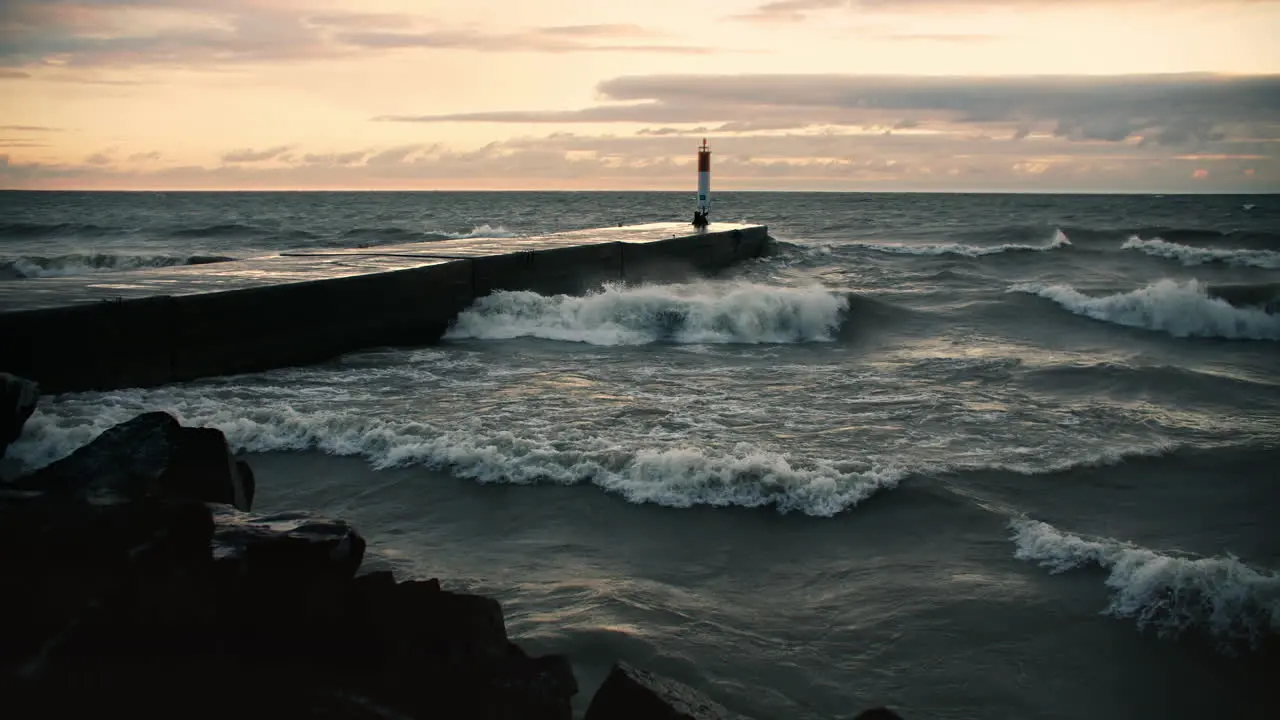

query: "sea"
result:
(1, 190), (1278, 720)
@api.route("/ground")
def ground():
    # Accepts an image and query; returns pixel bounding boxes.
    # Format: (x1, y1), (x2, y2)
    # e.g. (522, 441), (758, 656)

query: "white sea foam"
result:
(859, 228), (1070, 258)
(1009, 518), (1280, 651)
(444, 281), (850, 345)
(436, 224), (518, 239)
(8, 398), (902, 518)
(1, 252), (236, 279)
(1010, 278), (1280, 340)
(1121, 236), (1280, 269)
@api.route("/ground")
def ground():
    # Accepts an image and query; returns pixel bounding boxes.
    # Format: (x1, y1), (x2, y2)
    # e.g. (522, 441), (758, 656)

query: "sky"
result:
(1, 0), (1278, 192)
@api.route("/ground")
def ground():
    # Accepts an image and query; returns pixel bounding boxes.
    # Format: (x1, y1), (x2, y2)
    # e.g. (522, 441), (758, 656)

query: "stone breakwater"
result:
(0, 374), (901, 720)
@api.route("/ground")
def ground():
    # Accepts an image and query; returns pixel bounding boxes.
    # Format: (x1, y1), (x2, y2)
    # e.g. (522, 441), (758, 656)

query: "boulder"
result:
(0, 372), (39, 459)
(347, 571), (577, 720)
(209, 504), (366, 648)
(352, 572), (509, 663)
(13, 412), (252, 510)
(159, 427), (255, 510)
(852, 710), (905, 720)
(584, 661), (742, 720)
(0, 489), (216, 668)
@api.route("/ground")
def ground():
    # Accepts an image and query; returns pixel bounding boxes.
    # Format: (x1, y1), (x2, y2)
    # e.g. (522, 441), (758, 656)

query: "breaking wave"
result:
(1009, 518), (1280, 653)
(859, 229), (1070, 257)
(1011, 279), (1280, 340)
(431, 223), (518, 240)
(1121, 236), (1280, 269)
(10, 403), (903, 518)
(444, 281), (850, 345)
(0, 252), (237, 279)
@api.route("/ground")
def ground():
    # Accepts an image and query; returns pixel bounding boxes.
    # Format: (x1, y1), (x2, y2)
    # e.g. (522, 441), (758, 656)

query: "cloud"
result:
(0, 69), (30, 78)
(0, 125), (60, 131)
(5, 129), (1274, 192)
(84, 152), (112, 165)
(128, 151), (162, 161)
(222, 145), (292, 162)
(0, 1), (704, 71)
(637, 127), (711, 136)
(732, 0), (1273, 22)
(378, 73), (1280, 149)
(302, 150), (368, 165)
(538, 24), (655, 37)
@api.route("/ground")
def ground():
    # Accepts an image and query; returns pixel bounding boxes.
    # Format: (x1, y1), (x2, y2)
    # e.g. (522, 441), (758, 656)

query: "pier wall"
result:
(0, 223), (769, 394)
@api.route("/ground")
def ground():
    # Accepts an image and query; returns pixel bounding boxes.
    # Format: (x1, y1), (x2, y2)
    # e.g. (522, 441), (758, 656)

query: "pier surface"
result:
(0, 222), (769, 393)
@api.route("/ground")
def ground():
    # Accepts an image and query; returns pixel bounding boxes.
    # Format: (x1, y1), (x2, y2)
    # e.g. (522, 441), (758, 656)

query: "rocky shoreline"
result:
(1, 372), (901, 720)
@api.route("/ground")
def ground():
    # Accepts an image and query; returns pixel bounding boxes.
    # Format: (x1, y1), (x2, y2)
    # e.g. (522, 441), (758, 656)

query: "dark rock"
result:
(235, 459), (256, 509)
(852, 709), (905, 720)
(584, 661), (741, 720)
(210, 504), (366, 647)
(354, 574), (508, 664)
(0, 372), (39, 459)
(12, 411), (183, 501)
(158, 427), (254, 510)
(211, 504), (366, 579)
(0, 410), (582, 720)
(12, 412), (252, 510)
(0, 492), (216, 668)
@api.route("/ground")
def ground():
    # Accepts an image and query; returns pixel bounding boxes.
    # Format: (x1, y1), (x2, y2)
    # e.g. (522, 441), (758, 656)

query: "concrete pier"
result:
(0, 222), (770, 394)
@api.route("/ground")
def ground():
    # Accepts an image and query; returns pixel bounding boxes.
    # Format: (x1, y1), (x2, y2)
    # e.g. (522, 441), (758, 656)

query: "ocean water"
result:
(2, 190), (1278, 719)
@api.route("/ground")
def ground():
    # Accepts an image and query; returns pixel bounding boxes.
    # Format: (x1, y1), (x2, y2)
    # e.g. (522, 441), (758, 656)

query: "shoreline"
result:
(0, 374), (902, 719)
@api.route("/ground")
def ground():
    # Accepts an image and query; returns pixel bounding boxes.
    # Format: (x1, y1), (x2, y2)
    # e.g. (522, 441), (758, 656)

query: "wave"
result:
(0, 252), (237, 279)
(0, 221), (121, 239)
(1127, 227), (1280, 249)
(1122, 236), (1280, 270)
(431, 223), (518, 240)
(1010, 279), (1280, 340)
(857, 229), (1070, 258)
(340, 224), (518, 246)
(444, 281), (850, 346)
(1009, 518), (1280, 653)
(9, 405), (903, 518)
(169, 223), (265, 239)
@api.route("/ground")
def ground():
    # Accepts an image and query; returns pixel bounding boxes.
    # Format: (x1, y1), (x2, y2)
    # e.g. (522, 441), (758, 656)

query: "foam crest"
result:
(1009, 518), (1280, 652)
(444, 281), (850, 345)
(9, 403), (901, 518)
(437, 224), (518, 239)
(1122, 236), (1280, 269)
(1, 252), (236, 279)
(860, 229), (1070, 258)
(1011, 279), (1280, 340)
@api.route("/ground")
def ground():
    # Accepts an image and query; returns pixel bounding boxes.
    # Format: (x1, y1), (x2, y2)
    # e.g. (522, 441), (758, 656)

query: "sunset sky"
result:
(1, 0), (1278, 191)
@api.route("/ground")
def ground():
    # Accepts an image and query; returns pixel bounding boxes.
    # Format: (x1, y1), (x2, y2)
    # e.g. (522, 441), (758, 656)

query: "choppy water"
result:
(3, 191), (1278, 719)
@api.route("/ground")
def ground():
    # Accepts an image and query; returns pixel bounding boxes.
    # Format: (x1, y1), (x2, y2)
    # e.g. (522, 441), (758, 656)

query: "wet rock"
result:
(210, 504), (365, 648)
(158, 427), (255, 510)
(11, 411), (183, 501)
(0, 492), (216, 668)
(354, 574), (508, 663)
(852, 709), (905, 720)
(0, 410), (581, 720)
(347, 572), (577, 720)
(13, 412), (252, 510)
(584, 661), (741, 720)
(0, 372), (39, 460)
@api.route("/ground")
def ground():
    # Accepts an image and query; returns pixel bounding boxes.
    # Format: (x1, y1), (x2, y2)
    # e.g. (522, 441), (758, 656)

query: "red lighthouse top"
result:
(699, 138), (709, 153)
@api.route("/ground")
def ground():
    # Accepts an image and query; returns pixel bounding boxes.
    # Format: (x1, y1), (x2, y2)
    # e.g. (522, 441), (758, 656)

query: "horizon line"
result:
(1, 188), (1276, 195)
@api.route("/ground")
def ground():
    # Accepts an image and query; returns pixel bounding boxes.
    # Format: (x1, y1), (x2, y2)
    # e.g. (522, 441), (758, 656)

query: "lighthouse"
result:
(693, 138), (711, 229)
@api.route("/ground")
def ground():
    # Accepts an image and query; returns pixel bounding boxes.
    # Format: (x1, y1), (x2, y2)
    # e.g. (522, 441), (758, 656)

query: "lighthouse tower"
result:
(693, 138), (711, 229)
